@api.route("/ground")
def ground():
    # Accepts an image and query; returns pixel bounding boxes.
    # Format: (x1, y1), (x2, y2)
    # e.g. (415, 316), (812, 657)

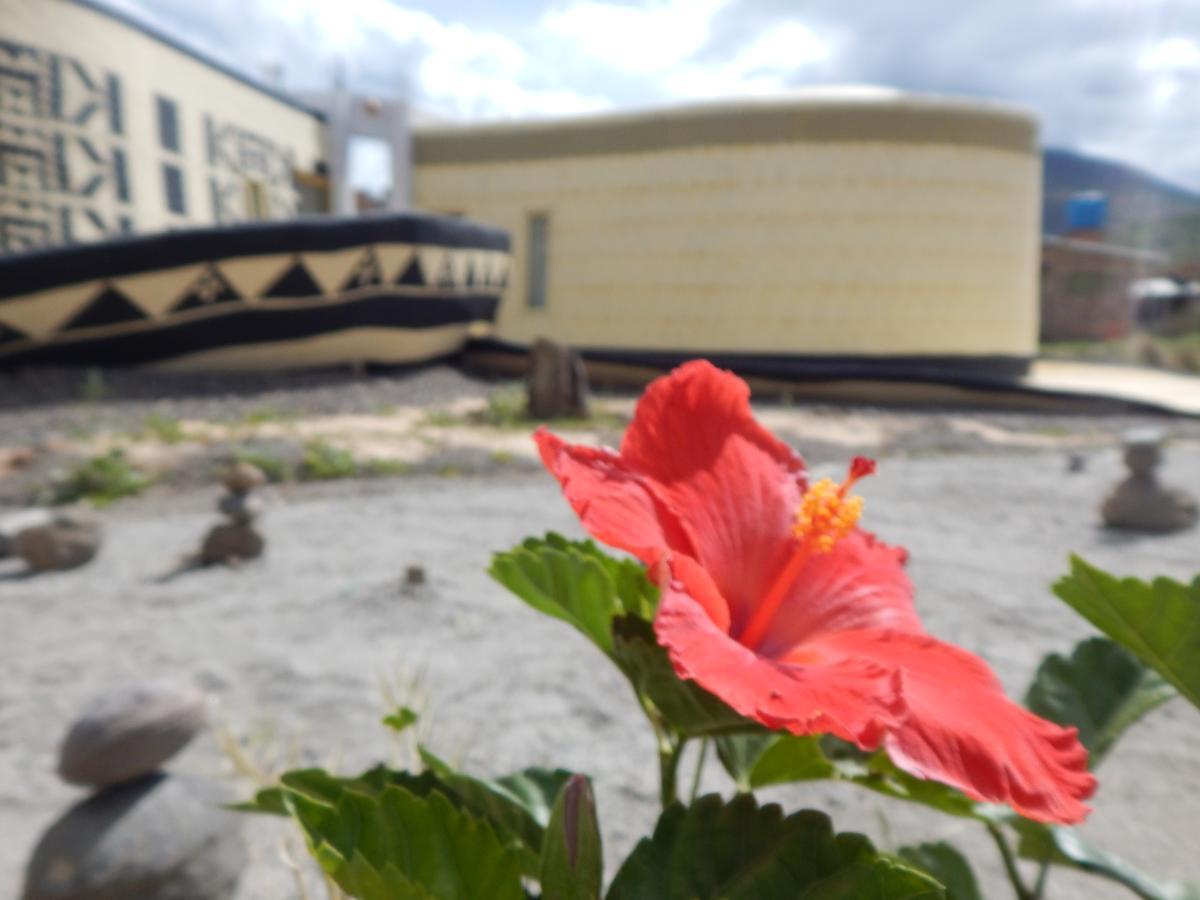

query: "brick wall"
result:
(1040, 237), (1164, 341)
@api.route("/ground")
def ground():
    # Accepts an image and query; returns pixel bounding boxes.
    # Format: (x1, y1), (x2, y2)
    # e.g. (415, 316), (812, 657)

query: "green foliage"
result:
(382, 706), (419, 733)
(738, 734), (834, 789)
(490, 533), (657, 656)
(607, 794), (943, 900)
(141, 413), (186, 444)
(422, 409), (460, 427)
(897, 843), (982, 900)
(611, 616), (751, 738)
(418, 747), (574, 874)
(240, 406), (289, 425)
(301, 440), (359, 481)
(50, 449), (154, 506)
(231, 448), (293, 483)
(540, 775), (603, 900)
(1013, 821), (1200, 900)
(713, 733), (776, 791)
(79, 367), (109, 403)
(1025, 637), (1175, 766)
(285, 780), (525, 900)
(482, 384), (529, 427)
(1054, 557), (1200, 710)
(365, 458), (413, 477)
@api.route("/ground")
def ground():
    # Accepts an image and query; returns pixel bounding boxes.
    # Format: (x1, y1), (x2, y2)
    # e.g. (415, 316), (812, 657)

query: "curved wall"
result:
(0, 214), (509, 371)
(413, 91), (1042, 370)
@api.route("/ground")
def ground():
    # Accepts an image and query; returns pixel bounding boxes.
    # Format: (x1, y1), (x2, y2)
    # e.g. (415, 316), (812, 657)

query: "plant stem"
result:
(689, 738), (710, 802)
(986, 821), (1034, 900)
(657, 732), (685, 809)
(1031, 860), (1051, 899)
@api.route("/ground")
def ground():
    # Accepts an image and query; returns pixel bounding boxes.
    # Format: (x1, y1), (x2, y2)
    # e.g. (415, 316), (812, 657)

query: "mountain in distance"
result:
(1042, 147), (1200, 265)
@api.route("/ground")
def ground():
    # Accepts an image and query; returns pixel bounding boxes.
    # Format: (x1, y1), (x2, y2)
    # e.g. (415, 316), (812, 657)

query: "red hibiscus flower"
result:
(536, 360), (1095, 825)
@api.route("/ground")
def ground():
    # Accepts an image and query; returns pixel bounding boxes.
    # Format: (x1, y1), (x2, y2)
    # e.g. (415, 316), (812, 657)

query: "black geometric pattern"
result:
(435, 257), (456, 289)
(340, 248), (382, 291)
(0, 322), (27, 345)
(261, 259), (322, 299)
(396, 255), (425, 287)
(60, 285), (147, 331)
(172, 264), (242, 313)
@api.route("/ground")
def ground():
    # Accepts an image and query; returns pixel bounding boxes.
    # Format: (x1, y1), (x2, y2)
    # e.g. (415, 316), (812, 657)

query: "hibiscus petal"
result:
(535, 428), (695, 566)
(754, 529), (923, 659)
(619, 361), (809, 628)
(817, 630), (1096, 824)
(655, 556), (901, 748)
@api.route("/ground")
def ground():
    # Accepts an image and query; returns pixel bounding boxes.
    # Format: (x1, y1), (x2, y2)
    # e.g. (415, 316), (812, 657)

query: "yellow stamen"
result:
(793, 478), (864, 554)
(737, 457), (875, 651)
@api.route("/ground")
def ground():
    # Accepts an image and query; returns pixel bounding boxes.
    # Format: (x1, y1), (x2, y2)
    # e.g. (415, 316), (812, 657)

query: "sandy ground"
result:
(1, 372), (1199, 898)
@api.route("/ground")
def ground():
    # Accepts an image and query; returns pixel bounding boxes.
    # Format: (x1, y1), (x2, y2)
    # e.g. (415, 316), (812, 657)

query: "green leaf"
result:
(606, 794), (943, 900)
(284, 782), (525, 900)
(1014, 821), (1200, 900)
(713, 733), (775, 791)
(848, 752), (990, 821)
(419, 747), (575, 874)
(897, 843), (983, 900)
(610, 616), (752, 737)
(230, 785), (288, 816)
(489, 533), (657, 655)
(1054, 557), (1200, 710)
(540, 775), (603, 900)
(382, 706), (420, 733)
(731, 735), (989, 823)
(744, 734), (835, 788)
(1025, 637), (1175, 765)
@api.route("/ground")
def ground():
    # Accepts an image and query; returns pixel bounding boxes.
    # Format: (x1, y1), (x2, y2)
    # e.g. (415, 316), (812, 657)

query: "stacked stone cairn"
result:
(1101, 427), (1198, 532)
(22, 681), (246, 900)
(201, 461), (266, 565)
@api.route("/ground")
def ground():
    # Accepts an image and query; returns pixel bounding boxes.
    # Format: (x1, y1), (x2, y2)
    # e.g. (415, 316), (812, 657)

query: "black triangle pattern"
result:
(172, 264), (242, 313)
(0, 321), (27, 345)
(436, 257), (456, 289)
(340, 248), (383, 291)
(396, 255), (425, 287)
(61, 285), (148, 331)
(261, 258), (323, 299)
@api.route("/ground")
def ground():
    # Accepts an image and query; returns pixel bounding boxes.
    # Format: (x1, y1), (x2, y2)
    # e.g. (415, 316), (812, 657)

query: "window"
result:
(162, 163), (186, 215)
(156, 96), (180, 152)
(526, 212), (549, 309)
(244, 178), (270, 219)
(1067, 271), (1105, 295)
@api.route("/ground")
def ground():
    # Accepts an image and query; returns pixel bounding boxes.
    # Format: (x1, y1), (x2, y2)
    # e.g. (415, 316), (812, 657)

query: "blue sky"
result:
(100, 0), (1200, 191)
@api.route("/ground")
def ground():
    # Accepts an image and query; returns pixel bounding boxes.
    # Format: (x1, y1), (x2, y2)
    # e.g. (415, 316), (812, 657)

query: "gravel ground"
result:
(2, 409), (1199, 899)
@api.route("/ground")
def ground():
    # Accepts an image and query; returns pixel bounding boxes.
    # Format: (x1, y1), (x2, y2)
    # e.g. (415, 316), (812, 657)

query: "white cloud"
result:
(541, 0), (732, 75)
(98, 0), (610, 120)
(1139, 37), (1200, 71)
(663, 20), (838, 99)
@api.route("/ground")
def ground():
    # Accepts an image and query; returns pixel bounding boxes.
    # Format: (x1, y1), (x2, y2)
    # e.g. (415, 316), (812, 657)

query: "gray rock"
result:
(216, 492), (263, 525)
(58, 681), (208, 788)
(402, 564), (427, 593)
(14, 507), (101, 572)
(22, 773), (245, 900)
(527, 338), (590, 419)
(200, 523), (264, 565)
(0, 508), (54, 558)
(221, 462), (266, 495)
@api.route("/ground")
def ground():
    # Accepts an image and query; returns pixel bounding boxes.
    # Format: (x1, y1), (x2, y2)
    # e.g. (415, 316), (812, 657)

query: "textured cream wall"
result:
(2, 0), (324, 243)
(414, 136), (1041, 358)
